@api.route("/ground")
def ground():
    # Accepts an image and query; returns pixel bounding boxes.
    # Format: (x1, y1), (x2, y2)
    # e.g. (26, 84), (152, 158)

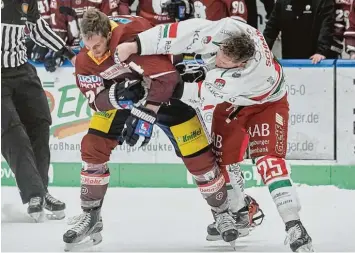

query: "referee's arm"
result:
(26, 0), (75, 59)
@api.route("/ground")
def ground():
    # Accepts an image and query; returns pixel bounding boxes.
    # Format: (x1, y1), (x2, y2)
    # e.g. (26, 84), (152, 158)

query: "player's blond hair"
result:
(221, 33), (256, 63)
(80, 9), (111, 39)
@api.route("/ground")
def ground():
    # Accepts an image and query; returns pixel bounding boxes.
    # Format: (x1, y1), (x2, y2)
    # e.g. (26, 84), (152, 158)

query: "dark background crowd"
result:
(27, 0), (355, 72)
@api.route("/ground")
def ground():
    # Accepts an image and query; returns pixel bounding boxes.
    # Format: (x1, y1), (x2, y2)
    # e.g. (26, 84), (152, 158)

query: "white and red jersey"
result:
(137, 17), (286, 108)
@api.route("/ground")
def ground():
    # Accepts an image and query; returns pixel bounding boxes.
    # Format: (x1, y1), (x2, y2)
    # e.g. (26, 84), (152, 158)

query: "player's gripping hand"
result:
(175, 62), (207, 82)
(122, 106), (157, 147)
(164, 0), (191, 21)
(109, 79), (148, 110)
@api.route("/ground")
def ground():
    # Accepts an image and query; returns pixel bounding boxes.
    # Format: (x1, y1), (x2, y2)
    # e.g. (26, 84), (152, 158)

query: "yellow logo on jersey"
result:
(170, 115), (209, 156)
(89, 110), (117, 133)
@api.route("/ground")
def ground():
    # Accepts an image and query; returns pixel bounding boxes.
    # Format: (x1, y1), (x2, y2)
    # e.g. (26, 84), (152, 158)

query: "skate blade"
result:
(46, 210), (65, 220)
(64, 232), (102, 252)
(206, 234), (222, 241)
(229, 240), (237, 251)
(206, 228), (249, 241)
(29, 211), (45, 223)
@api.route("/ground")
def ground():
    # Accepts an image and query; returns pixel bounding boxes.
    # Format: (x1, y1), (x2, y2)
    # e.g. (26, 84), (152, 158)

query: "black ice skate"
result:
(27, 196), (44, 222)
(214, 211), (239, 247)
(285, 220), (314, 252)
(63, 208), (103, 252)
(206, 195), (265, 241)
(44, 193), (66, 220)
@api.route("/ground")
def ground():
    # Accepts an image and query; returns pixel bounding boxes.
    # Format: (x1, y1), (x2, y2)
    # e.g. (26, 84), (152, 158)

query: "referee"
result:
(1, 0), (75, 222)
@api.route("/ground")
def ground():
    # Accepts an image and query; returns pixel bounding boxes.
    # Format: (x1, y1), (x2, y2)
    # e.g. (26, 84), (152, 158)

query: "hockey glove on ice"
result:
(109, 79), (148, 110)
(122, 106), (157, 147)
(175, 62), (207, 82)
(163, 0), (192, 21)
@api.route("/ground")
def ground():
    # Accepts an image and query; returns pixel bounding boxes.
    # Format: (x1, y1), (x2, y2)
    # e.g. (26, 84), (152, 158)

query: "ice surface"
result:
(2, 185), (355, 252)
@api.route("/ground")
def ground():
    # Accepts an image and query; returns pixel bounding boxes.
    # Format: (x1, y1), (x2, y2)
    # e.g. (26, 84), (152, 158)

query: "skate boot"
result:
(44, 192), (66, 220)
(214, 211), (238, 244)
(63, 208), (103, 252)
(27, 196), (44, 222)
(206, 195), (265, 241)
(285, 220), (314, 252)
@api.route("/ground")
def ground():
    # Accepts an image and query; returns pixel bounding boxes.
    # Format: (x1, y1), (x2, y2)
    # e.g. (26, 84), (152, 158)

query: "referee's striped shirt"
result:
(1, 17), (66, 68)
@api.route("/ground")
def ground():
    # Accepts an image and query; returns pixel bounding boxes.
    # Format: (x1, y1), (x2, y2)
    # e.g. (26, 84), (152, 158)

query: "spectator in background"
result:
(263, 0), (335, 63)
(135, 0), (248, 26)
(26, 0), (51, 64)
(45, 0), (130, 72)
(245, 0), (274, 28)
(330, 0), (352, 58)
(166, 0), (248, 22)
(344, 0), (355, 58)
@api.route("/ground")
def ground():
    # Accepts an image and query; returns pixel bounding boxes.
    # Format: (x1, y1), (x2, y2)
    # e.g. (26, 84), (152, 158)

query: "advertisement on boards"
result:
(37, 64), (335, 163)
(336, 61), (355, 165)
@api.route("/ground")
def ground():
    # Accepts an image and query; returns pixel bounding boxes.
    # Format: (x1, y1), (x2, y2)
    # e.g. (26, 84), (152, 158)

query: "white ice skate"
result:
(215, 211), (239, 249)
(285, 220), (314, 252)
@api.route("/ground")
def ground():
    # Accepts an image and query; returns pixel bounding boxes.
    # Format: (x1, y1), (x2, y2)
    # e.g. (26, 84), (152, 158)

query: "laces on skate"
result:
(46, 193), (62, 204)
(215, 212), (239, 244)
(44, 193), (66, 220)
(63, 209), (103, 252)
(69, 213), (91, 234)
(285, 221), (314, 252)
(67, 214), (87, 225)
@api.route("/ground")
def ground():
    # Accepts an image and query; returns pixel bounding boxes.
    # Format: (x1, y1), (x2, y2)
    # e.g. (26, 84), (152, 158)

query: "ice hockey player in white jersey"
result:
(115, 17), (314, 252)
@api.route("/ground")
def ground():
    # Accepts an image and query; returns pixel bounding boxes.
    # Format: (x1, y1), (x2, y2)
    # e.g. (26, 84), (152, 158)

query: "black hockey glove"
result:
(108, 79), (148, 110)
(175, 62), (207, 82)
(163, 0), (192, 21)
(31, 44), (49, 63)
(122, 106), (157, 147)
(44, 47), (75, 72)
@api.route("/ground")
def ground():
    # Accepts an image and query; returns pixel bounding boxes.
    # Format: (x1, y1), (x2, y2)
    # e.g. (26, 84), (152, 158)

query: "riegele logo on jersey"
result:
(77, 74), (103, 89)
(214, 78), (226, 89)
(135, 120), (152, 137)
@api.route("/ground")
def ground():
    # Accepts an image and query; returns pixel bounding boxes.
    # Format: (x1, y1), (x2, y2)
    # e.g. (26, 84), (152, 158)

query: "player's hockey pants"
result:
(80, 99), (227, 211)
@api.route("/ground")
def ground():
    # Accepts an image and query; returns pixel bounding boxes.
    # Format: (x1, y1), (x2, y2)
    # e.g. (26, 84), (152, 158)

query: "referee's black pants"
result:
(1, 63), (51, 204)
